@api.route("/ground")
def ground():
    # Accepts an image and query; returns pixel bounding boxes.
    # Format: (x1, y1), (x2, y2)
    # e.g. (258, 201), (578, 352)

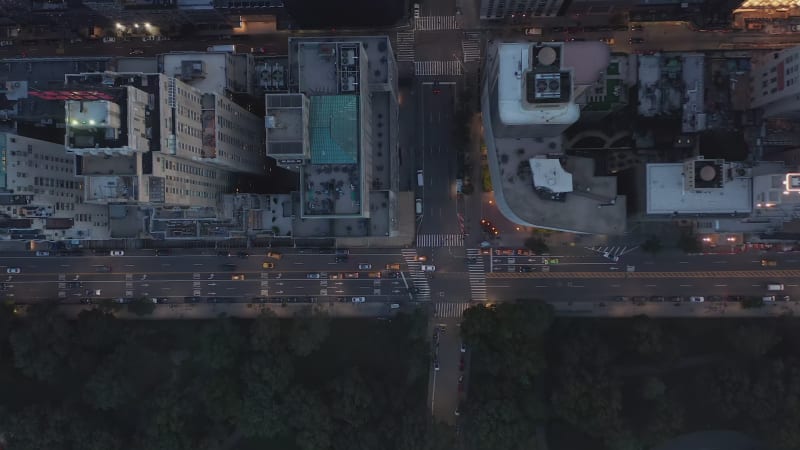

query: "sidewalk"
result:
(28, 301), (416, 320)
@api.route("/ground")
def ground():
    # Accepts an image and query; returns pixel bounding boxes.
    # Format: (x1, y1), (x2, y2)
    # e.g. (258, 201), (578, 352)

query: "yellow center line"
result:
(487, 270), (800, 279)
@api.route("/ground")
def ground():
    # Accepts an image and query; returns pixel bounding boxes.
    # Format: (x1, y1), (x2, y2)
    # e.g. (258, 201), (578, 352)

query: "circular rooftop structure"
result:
(537, 47), (557, 66)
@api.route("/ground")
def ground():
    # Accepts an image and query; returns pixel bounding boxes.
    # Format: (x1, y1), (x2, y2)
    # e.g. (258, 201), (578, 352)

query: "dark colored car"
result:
(155, 249), (170, 256)
(221, 263), (237, 271)
(629, 37), (645, 44)
(217, 250), (231, 257)
(237, 251), (249, 259)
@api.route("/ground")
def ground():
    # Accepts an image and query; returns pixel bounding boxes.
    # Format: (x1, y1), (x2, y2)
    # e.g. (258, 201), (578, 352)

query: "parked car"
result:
(35, 251), (49, 256)
(344, 272), (360, 279)
(262, 262), (275, 269)
(629, 37), (645, 44)
(128, 48), (144, 55)
(0, 40), (13, 46)
(413, 2), (420, 18)
(357, 263), (372, 270)
(237, 251), (249, 259)
(351, 296), (366, 303)
(386, 263), (401, 270)
(6, 268), (20, 274)
(221, 263), (237, 271)
(306, 273), (321, 279)
(102, 36), (116, 43)
(109, 250), (124, 256)
(761, 259), (777, 267)
(460, 343), (467, 353)
(155, 249), (170, 256)
(266, 251), (282, 260)
(690, 296), (705, 302)
(421, 265), (436, 272)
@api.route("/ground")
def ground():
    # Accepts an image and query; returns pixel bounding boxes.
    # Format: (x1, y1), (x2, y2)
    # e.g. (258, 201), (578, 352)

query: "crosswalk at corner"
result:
(395, 31), (415, 62)
(414, 15), (459, 31)
(435, 302), (471, 318)
(415, 60), (463, 76)
(462, 32), (481, 63)
(402, 248), (432, 301)
(466, 248), (487, 302)
(416, 233), (464, 247)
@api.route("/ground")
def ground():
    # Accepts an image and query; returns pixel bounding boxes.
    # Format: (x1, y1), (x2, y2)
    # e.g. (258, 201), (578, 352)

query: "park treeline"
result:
(460, 301), (799, 450)
(0, 304), (455, 450)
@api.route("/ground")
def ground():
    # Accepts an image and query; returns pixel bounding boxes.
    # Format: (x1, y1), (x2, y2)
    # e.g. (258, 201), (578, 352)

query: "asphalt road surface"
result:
(0, 249), (416, 304)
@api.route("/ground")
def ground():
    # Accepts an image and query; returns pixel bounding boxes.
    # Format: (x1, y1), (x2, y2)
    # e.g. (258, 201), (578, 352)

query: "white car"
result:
(357, 263), (372, 270)
(6, 268), (20, 274)
(351, 296), (366, 303)
(460, 343), (466, 353)
(689, 296), (704, 303)
(102, 36), (116, 43)
(109, 250), (125, 256)
(306, 273), (321, 279)
(142, 35), (157, 41)
(413, 2), (420, 18)
(421, 265), (436, 272)
(35, 251), (49, 256)
(0, 40), (13, 47)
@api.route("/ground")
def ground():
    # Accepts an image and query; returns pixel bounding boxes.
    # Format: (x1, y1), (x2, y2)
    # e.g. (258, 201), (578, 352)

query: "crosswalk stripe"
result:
(414, 15), (459, 31)
(414, 60), (463, 76)
(416, 233), (464, 247)
(466, 248), (487, 301)
(395, 31), (415, 62)
(435, 302), (471, 318)
(401, 248), (432, 301)
(461, 35), (481, 63)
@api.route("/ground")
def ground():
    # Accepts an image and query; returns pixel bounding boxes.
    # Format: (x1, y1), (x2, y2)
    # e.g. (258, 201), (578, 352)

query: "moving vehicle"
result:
(690, 296), (705, 302)
(413, 2), (420, 18)
(6, 268), (20, 274)
(344, 272), (360, 279)
(357, 263), (372, 270)
(351, 296), (366, 303)
(307, 273), (321, 279)
(368, 272), (382, 278)
(417, 170), (424, 187)
(102, 36), (116, 43)
(155, 249), (170, 256)
(421, 265), (436, 272)
(231, 274), (245, 281)
(109, 250), (125, 256)
(767, 283), (785, 291)
(129, 48), (144, 56)
(237, 251), (249, 259)
(629, 37), (645, 44)
(221, 263), (237, 271)
(207, 44), (237, 52)
(262, 262), (275, 269)
(524, 27), (542, 35)
(600, 37), (615, 45)
(0, 40), (13, 47)
(416, 198), (423, 215)
(761, 259), (777, 267)
(385, 263), (401, 270)
(35, 251), (49, 256)
(94, 265), (112, 273)
(266, 251), (282, 260)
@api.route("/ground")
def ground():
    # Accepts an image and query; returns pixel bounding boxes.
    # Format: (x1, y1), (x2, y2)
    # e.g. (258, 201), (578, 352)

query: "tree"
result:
(629, 317), (663, 356)
(287, 315), (330, 357)
(9, 306), (73, 382)
(524, 236), (549, 254)
(239, 381), (287, 439)
(327, 368), (375, 428)
(193, 318), (244, 371)
(640, 236), (662, 254)
(286, 386), (332, 450)
(463, 398), (537, 450)
(641, 376), (666, 400)
(250, 311), (281, 352)
(127, 298), (156, 316)
(728, 324), (781, 358)
(742, 297), (765, 308)
(461, 183), (475, 195)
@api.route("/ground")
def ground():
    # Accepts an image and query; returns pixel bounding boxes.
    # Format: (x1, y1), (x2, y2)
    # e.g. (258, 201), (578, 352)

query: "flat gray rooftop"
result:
(492, 136), (626, 234)
(0, 57), (112, 87)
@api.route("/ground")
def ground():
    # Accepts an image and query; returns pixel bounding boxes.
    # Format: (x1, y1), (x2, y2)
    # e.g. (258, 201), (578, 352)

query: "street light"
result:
(115, 23), (123, 29)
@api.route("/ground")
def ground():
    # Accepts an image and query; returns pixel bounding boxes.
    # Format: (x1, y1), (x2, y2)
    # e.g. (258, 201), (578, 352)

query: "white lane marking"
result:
(611, 284), (621, 287)
(679, 261), (689, 264)
(680, 284), (693, 287)
(60, 264), (70, 267)
(294, 262), (304, 265)
(714, 284), (727, 287)
(161, 287), (171, 290)
(752, 284), (760, 287)
(124, 264), (135, 267)
(162, 264), (171, 267)
(536, 285), (548, 288)
(712, 261), (728, 264)
(193, 263), (203, 266)
(789, 284), (798, 287)
(646, 284), (656, 287)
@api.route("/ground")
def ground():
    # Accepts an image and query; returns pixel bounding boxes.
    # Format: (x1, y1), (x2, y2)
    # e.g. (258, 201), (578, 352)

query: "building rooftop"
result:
(309, 95), (358, 164)
(289, 36), (395, 89)
(265, 93), (306, 157)
(646, 163), (753, 215)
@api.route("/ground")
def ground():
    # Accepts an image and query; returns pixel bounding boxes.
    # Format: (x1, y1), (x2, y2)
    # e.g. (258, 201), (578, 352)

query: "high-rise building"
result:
(265, 36), (400, 238)
(750, 46), (800, 119)
(63, 72), (264, 207)
(482, 40), (626, 234)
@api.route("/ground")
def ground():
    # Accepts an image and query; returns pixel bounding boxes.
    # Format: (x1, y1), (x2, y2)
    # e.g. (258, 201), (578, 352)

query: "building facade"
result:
(750, 46), (800, 119)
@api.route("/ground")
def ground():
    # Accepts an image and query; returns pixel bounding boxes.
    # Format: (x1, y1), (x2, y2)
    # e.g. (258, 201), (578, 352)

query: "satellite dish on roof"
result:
(537, 47), (557, 66)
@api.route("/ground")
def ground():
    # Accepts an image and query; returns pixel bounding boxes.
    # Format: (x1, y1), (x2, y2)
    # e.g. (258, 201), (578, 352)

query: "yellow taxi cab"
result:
(232, 274), (245, 281)
(262, 262), (275, 269)
(761, 259), (777, 267)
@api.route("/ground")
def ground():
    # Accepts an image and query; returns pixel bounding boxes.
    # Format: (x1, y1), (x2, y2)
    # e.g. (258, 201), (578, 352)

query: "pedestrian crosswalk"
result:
(395, 31), (415, 62)
(466, 248), (487, 302)
(415, 60), (463, 76)
(416, 233), (464, 247)
(435, 302), (471, 318)
(586, 245), (638, 261)
(414, 15), (459, 31)
(461, 33), (481, 63)
(402, 248), (432, 301)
